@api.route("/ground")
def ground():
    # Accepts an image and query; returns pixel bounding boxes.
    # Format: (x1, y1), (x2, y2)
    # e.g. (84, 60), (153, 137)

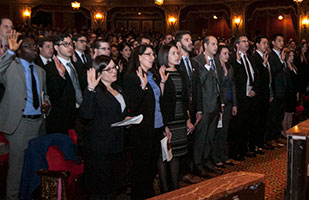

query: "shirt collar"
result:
(75, 50), (84, 58)
(256, 50), (264, 58)
(19, 58), (34, 68)
(273, 48), (281, 58)
(39, 55), (51, 65)
(57, 55), (71, 66)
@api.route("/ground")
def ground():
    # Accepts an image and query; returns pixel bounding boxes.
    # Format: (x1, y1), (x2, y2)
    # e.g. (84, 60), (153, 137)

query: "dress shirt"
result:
(239, 52), (254, 96)
(115, 93), (126, 113)
(147, 71), (164, 129)
(75, 50), (86, 64)
(39, 55), (52, 65)
(182, 55), (192, 76)
(203, 54), (213, 71)
(273, 49), (284, 64)
(19, 58), (41, 115)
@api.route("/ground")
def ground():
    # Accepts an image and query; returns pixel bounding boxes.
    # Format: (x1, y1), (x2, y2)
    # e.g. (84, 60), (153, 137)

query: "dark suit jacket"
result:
(252, 52), (271, 100)
(178, 57), (202, 120)
(268, 50), (287, 98)
(34, 56), (45, 69)
(229, 52), (258, 105)
(74, 51), (91, 65)
(45, 60), (83, 134)
(79, 82), (126, 154)
(215, 56), (237, 106)
(194, 54), (220, 113)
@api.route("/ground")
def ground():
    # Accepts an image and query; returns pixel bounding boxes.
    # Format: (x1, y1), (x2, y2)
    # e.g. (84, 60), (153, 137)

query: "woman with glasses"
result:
(79, 55), (126, 200)
(157, 43), (194, 193)
(123, 44), (170, 200)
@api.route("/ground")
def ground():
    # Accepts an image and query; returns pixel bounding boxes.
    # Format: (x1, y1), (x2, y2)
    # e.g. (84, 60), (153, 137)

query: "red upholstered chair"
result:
(37, 130), (85, 200)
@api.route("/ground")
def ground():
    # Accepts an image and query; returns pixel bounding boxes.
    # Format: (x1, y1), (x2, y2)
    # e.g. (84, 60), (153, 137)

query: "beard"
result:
(181, 43), (193, 54)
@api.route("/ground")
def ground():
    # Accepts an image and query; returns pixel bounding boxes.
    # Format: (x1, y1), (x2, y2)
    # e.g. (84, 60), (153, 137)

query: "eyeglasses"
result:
(102, 66), (119, 73)
(97, 47), (111, 51)
(142, 52), (156, 57)
(77, 40), (87, 43)
(21, 44), (38, 49)
(59, 42), (73, 47)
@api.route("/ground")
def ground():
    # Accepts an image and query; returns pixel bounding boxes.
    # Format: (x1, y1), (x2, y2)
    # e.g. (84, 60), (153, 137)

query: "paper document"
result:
(217, 113), (223, 128)
(161, 136), (173, 162)
(111, 114), (143, 127)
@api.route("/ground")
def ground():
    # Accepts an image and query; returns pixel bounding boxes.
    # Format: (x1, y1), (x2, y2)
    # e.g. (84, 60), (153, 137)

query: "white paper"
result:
(111, 114), (143, 127)
(217, 113), (223, 128)
(161, 136), (173, 162)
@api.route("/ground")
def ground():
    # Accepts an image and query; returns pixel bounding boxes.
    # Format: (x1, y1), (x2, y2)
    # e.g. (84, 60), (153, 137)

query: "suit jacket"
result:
(194, 53), (220, 113)
(34, 56), (45, 69)
(229, 52), (258, 105)
(215, 56), (237, 106)
(178, 57), (202, 119)
(268, 50), (287, 98)
(252, 52), (271, 100)
(45, 60), (83, 134)
(74, 51), (91, 66)
(0, 51), (48, 134)
(79, 82), (126, 154)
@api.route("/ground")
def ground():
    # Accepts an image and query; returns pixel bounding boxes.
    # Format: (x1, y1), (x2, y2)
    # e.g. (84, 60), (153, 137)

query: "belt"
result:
(22, 114), (42, 119)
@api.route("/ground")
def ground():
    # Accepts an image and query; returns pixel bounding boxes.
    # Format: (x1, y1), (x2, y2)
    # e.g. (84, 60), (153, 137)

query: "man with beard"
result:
(175, 30), (204, 181)
(45, 34), (83, 134)
(193, 36), (223, 175)
(0, 32), (49, 200)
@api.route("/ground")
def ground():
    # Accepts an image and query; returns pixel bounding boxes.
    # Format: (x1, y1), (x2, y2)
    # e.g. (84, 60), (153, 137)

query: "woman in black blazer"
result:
(213, 45), (237, 168)
(123, 44), (170, 200)
(79, 55), (127, 200)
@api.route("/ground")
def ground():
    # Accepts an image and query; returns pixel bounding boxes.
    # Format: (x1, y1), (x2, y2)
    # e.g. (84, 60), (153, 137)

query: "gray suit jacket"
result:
(194, 53), (222, 113)
(0, 51), (48, 134)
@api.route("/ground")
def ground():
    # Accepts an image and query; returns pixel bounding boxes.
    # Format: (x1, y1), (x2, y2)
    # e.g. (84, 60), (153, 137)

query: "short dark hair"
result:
(174, 30), (191, 43)
(271, 33), (284, 42)
(72, 33), (87, 42)
(92, 55), (114, 73)
(92, 39), (108, 49)
(254, 36), (268, 48)
(0, 17), (11, 25)
(53, 34), (71, 45)
(37, 37), (53, 48)
(158, 43), (176, 67)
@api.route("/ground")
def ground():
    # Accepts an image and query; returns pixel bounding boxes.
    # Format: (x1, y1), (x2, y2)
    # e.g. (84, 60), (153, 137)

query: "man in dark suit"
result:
(252, 36), (272, 152)
(45, 34), (84, 134)
(35, 37), (54, 68)
(0, 33), (49, 200)
(265, 33), (287, 147)
(193, 35), (223, 175)
(174, 30), (204, 181)
(230, 35), (259, 161)
(73, 34), (91, 65)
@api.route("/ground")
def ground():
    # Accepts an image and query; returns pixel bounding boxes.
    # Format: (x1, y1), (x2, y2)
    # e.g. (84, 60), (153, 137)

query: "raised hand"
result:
(53, 56), (66, 78)
(87, 68), (102, 89)
(263, 53), (269, 65)
(159, 65), (169, 83)
(8, 30), (22, 52)
(281, 49), (286, 61)
(236, 45), (241, 62)
(136, 66), (147, 89)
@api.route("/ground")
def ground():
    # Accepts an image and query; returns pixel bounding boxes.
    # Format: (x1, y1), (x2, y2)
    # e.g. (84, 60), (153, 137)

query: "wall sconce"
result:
(302, 18), (309, 32)
(71, 1), (80, 10)
(95, 13), (103, 22)
(234, 18), (241, 28)
(23, 9), (31, 17)
(168, 17), (176, 27)
(278, 15), (284, 21)
(213, 15), (218, 20)
(154, 0), (164, 6)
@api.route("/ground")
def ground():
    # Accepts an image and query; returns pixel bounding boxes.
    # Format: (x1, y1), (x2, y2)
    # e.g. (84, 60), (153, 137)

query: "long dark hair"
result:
(127, 44), (156, 74)
(158, 43), (177, 67)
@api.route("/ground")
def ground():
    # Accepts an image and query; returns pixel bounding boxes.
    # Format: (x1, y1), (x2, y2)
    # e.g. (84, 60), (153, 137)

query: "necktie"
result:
(29, 65), (40, 109)
(81, 54), (87, 64)
(66, 63), (83, 105)
(209, 58), (220, 94)
(184, 57), (192, 80)
(266, 62), (272, 85)
(244, 55), (254, 86)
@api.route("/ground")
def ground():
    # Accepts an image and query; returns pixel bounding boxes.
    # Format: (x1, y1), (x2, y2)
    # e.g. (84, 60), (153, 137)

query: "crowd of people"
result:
(0, 17), (309, 200)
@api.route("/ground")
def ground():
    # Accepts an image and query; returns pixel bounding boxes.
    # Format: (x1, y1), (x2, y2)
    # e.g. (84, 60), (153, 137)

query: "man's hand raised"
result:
(8, 30), (22, 52)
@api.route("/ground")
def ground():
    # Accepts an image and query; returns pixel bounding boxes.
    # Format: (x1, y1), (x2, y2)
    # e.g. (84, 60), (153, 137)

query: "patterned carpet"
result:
(221, 146), (287, 200)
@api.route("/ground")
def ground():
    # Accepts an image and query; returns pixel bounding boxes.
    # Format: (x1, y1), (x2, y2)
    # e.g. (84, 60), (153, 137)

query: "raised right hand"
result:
(136, 66), (147, 89)
(8, 30), (22, 52)
(87, 68), (102, 89)
(53, 56), (66, 78)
